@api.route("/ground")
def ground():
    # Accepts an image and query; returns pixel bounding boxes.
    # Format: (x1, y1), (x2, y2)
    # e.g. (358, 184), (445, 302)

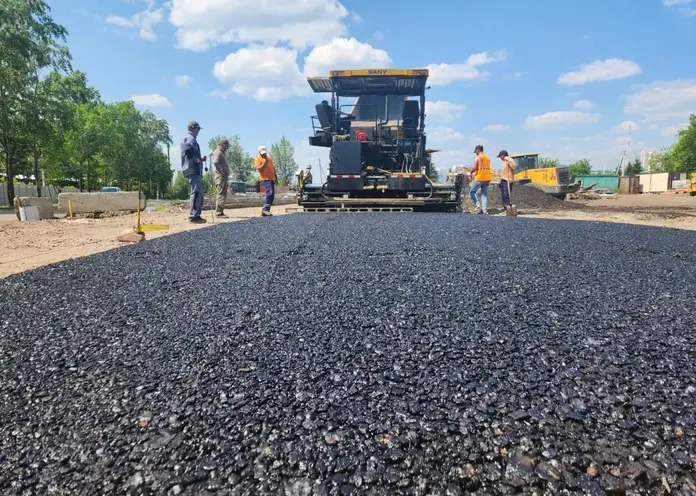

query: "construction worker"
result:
(497, 150), (517, 215)
(180, 120), (207, 223)
(254, 145), (277, 217)
(212, 138), (230, 218)
(469, 144), (491, 214)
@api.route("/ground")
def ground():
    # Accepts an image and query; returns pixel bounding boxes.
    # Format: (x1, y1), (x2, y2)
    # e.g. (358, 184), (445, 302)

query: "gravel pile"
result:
(480, 183), (576, 211)
(1, 214), (695, 495)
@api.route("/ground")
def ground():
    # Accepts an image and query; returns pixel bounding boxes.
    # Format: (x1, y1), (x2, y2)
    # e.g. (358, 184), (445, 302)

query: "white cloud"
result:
(130, 94), (172, 107)
(303, 37), (391, 77)
(660, 122), (688, 136)
(105, 2), (164, 41)
(624, 79), (696, 121)
(169, 0), (350, 51)
(504, 72), (527, 79)
(467, 136), (488, 147)
(207, 89), (229, 99)
(175, 75), (193, 87)
(213, 45), (308, 102)
(572, 99), (596, 111)
(613, 120), (640, 133)
(427, 149), (467, 170)
(524, 111), (600, 129)
(663, 0), (694, 5)
(483, 124), (509, 131)
(210, 37), (392, 102)
(425, 101), (465, 123)
(428, 127), (464, 142)
(293, 139), (329, 179)
(557, 58), (641, 85)
(426, 50), (507, 86)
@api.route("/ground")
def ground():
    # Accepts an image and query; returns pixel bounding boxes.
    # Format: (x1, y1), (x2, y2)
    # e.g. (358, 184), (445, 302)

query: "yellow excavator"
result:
(505, 153), (581, 198)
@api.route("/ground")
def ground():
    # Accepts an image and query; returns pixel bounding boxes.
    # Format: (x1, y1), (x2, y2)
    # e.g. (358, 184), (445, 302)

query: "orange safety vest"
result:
(255, 154), (277, 182)
(475, 153), (492, 182)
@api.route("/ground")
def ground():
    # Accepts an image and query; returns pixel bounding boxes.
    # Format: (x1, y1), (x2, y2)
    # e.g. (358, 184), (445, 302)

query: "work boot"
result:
(217, 210), (228, 218)
(189, 216), (207, 224)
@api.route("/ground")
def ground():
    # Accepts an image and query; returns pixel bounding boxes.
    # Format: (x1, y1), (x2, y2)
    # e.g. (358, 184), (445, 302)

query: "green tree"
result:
(539, 157), (561, 168)
(25, 71), (100, 195)
(624, 157), (644, 176)
(0, 0), (71, 203)
(270, 136), (297, 185)
(568, 158), (591, 177)
(671, 114), (696, 174)
(214, 134), (254, 182)
(172, 172), (189, 200)
(649, 150), (677, 173)
(428, 162), (440, 181)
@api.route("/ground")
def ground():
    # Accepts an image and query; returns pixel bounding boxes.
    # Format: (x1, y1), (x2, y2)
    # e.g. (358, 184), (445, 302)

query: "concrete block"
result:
(58, 192), (146, 214)
(13, 196), (54, 220)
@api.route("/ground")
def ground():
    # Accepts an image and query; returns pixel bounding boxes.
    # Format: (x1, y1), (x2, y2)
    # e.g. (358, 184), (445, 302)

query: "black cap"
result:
(497, 150), (508, 158)
(187, 120), (202, 130)
(474, 145), (484, 153)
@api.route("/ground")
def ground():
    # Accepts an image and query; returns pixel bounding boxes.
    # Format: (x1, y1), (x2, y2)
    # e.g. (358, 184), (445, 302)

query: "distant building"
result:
(640, 151), (648, 171)
(646, 151), (656, 172)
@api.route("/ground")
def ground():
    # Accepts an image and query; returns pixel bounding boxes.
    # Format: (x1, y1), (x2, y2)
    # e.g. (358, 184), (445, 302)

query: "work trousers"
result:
(469, 180), (490, 211)
(261, 180), (275, 212)
(188, 174), (203, 218)
(215, 173), (228, 212)
(499, 179), (513, 207)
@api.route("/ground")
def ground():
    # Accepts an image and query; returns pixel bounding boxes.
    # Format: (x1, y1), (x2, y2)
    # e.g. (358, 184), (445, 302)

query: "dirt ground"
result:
(0, 204), (295, 278)
(530, 194), (696, 231)
(1, 195), (694, 278)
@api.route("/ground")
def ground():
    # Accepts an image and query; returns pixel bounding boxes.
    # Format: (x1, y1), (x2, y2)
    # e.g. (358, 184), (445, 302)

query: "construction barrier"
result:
(58, 191), (146, 214)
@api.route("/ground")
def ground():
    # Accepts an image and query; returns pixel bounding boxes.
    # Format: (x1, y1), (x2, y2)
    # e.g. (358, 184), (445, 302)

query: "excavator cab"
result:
(301, 69), (459, 212)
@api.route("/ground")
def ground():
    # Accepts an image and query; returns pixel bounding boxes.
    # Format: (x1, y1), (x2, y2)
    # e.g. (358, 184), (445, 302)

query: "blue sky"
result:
(50, 0), (696, 179)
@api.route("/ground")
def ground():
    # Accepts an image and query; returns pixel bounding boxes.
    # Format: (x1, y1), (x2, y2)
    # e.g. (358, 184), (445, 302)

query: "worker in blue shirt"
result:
(181, 120), (207, 223)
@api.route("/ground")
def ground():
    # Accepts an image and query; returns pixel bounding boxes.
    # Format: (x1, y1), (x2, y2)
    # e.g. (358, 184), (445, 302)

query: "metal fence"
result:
(0, 183), (78, 206)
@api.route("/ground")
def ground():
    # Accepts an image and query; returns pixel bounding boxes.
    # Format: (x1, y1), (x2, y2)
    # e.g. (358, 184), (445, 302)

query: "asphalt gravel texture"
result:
(480, 183), (576, 212)
(1, 214), (695, 495)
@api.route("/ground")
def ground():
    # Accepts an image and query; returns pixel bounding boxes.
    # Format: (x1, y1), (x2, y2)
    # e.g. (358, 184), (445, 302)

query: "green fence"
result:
(573, 175), (620, 192)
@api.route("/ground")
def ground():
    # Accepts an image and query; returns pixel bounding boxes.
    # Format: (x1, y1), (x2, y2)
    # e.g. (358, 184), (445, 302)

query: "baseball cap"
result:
(187, 120), (202, 130)
(258, 145), (267, 153)
(497, 150), (508, 158)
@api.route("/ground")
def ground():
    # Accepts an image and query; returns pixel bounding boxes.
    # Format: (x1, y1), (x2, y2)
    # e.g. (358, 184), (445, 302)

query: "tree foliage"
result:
(207, 134), (255, 182)
(0, 0), (70, 202)
(568, 158), (591, 177)
(270, 137), (297, 186)
(649, 115), (696, 174)
(624, 157), (644, 176)
(0, 0), (173, 204)
(539, 157), (561, 168)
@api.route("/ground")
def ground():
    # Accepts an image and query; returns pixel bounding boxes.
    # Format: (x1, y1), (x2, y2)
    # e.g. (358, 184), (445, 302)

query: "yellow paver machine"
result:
(299, 69), (460, 212)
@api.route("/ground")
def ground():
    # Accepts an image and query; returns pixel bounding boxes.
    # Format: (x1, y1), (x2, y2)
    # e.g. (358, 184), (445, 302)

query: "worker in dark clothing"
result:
(497, 150), (517, 216)
(181, 120), (207, 223)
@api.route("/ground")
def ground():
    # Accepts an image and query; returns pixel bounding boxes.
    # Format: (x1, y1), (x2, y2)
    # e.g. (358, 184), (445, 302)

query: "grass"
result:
(154, 204), (167, 212)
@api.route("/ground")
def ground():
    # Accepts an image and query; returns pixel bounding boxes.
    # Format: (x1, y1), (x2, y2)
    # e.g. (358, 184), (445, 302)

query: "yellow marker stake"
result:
(68, 200), (73, 219)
